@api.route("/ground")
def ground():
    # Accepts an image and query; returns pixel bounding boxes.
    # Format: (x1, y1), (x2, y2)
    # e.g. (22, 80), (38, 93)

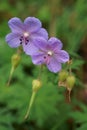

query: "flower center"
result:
(23, 32), (29, 37)
(47, 51), (53, 56)
(20, 32), (29, 45)
(43, 51), (53, 65)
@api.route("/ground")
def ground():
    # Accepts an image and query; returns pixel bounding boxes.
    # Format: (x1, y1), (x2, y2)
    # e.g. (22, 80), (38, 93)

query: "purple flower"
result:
(5, 17), (48, 55)
(31, 37), (69, 73)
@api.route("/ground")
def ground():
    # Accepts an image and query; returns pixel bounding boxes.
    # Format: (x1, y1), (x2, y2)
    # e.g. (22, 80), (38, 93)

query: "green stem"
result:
(38, 65), (43, 80)
(24, 65), (43, 120)
(7, 66), (14, 86)
(68, 89), (71, 103)
(24, 91), (36, 120)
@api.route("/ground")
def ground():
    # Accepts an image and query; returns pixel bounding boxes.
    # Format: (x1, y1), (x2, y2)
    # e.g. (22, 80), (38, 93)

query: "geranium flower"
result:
(5, 17), (48, 55)
(31, 37), (69, 73)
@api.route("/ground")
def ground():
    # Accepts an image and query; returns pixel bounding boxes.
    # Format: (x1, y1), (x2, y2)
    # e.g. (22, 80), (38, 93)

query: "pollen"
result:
(23, 32), (29, 37)
(47, 51), (53, 56)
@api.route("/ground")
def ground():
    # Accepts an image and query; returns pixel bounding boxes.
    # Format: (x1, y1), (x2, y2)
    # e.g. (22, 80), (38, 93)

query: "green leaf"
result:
(77, 123), (87, 130)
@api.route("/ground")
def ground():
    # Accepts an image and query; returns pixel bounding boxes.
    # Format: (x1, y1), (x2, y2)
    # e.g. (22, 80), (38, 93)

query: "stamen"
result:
(20, 38), (22, 41)
(19, 33), (29, 45)
(26, 39), (29, 42)
(20, 36), (23, 39)
(44, 56), (46, 59)
(25, 42), (28, 45)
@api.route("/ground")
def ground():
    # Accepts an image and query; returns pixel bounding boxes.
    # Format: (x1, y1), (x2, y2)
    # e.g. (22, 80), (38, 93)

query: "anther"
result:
(25, 42), (28, 45)
(20, 38), (22, 41)
(44, 56), (46, 59)
(26, 39), (29, 42)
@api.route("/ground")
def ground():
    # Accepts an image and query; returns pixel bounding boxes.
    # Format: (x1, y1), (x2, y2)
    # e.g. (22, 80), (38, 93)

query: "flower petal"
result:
(8, 17), (24, 33)
(24, 17), (42, 33)
(55, 50), (69, 63)
(32, 37), (48, 51)
(23, 42), (39, 55)
(32, 28), (48, 40)
(5, 33), (20, 48)
(31, 53), (44, 65)
(48, 37), (63, 50)
(47, 57), (62, 73)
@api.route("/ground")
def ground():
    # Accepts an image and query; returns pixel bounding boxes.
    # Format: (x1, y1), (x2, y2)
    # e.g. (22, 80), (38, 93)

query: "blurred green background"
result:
(0, 0), (87, 130)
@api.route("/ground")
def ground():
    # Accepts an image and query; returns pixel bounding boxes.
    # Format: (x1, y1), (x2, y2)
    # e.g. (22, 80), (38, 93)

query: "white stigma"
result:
(24, 32), (29, 37)
(47, 51), (53, 56)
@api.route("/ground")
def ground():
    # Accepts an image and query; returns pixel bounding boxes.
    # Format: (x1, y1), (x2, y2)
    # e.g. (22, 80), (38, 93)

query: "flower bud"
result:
(32, 79), (42, 92)
(66, 75), (76, 90)
(11, 54), (21, 69)
(58, 70), (68, 82)
(67, 59), (72, 65)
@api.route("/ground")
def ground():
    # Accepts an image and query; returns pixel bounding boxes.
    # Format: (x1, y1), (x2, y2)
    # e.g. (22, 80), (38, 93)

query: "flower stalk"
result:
(7, 66), (14, 86)
(24, 79), (42, 120)
(24, 91), (36, 120)
(7, 53), (21, 86)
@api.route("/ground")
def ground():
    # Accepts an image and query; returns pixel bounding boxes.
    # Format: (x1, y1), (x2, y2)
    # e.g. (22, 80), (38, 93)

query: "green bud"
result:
(11, 54), (21, 69)
(32, 79), (42, 92)
(66, 75), (76, 90)
(58, 70), (68, 82)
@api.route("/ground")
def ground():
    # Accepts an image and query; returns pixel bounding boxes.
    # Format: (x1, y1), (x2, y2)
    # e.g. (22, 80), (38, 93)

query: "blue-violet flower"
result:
(31, 37), (69, 73)
(5, 17), (48, 55)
